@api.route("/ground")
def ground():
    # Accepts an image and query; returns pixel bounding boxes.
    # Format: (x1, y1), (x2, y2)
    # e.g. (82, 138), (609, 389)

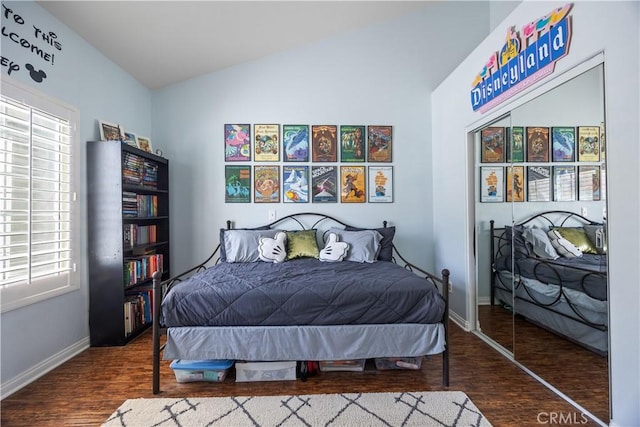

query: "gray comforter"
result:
(161, 258), (446, 327)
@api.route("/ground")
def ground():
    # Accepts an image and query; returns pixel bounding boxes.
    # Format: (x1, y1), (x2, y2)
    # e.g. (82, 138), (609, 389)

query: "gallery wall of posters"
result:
(479, 124), (605, 203)
(223, 123), (393, 203)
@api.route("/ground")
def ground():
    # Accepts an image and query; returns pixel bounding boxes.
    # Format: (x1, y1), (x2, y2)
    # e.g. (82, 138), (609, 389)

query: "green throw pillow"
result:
(553, 227), (598, 254)
(285, 230), (319, 260)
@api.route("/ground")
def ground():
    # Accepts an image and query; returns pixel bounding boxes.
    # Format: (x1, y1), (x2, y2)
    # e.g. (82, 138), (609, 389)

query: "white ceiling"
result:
(38, 1), (433, 90)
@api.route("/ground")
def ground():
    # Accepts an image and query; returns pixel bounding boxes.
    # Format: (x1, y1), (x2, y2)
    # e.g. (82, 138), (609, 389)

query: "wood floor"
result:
(478, 304), (609, 424)
(1, 323), (606, 427)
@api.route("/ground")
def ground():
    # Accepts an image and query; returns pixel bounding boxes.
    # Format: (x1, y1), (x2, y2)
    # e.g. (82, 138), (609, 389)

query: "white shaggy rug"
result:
(103, 391), (492, 427)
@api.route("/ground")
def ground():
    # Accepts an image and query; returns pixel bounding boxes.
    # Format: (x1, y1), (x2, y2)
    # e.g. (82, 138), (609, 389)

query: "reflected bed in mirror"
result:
(473, 62), (609, 424)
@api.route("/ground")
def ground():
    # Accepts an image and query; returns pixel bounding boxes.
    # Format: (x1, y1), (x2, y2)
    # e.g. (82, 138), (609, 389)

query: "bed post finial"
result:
(383, 220), (388, 228)
(226, 220), (232, 230)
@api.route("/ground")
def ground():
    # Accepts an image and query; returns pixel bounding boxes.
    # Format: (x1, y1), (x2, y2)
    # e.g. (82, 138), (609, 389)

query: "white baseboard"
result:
(449, 310), (469, 331)
(477, 296), (491, 305)
(1, 337), (89, 400)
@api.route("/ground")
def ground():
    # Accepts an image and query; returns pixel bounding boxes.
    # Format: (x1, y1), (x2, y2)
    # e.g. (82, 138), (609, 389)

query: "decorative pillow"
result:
(522, 226), (559, 260)
(505, 225), (530, 259)
(219, 226), (271, 262)
(221, 228), (279, 263)
(319, 233), (349, 262)
(258, 232), (287, 263)
(345, 225), (395, 261)
(328, 228), (382, 263)
(582, 224), (607, 254)
(548, 229), (582, 258)
(285, 229), (320, 260)
(551, 227), (598, 254)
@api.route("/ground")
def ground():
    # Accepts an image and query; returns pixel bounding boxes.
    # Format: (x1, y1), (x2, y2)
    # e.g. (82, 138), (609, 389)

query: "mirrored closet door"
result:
(474, 62), (609, 424)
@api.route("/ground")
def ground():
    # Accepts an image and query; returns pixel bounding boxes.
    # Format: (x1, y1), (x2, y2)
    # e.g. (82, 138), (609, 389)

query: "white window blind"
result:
(1, 77), (79, 312)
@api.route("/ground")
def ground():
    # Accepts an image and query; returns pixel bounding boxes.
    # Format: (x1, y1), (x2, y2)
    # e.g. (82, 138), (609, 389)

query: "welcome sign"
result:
(471, 4), (573, 113)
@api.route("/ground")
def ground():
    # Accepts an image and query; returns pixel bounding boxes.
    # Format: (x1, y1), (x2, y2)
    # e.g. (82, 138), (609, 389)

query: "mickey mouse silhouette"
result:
(25, 64), (47, 83)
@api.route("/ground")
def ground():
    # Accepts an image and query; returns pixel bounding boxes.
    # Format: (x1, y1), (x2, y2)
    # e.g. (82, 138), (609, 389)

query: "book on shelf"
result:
(124, 253), (163, 287)
(122, 152), (159, 188)
(124, 289), (154, 335)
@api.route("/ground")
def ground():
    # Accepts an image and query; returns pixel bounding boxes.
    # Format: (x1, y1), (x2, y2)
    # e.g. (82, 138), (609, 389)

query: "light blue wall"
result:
(432, 2), (640, 425)
(1, 1), (151, 395)
(151, 2), (493, 275)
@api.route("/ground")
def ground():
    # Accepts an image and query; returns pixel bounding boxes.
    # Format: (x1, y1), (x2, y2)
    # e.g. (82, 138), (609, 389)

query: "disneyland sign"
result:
(471, 4), (573, 113)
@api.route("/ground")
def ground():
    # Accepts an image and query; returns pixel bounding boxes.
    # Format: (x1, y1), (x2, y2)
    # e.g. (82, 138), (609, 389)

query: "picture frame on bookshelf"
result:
(553, 165), (577, 202)
(224, 124), (251, 162)
(283, 165), (309, 203)
(122, 130), (138, 148)
(551, 126), (575, 162)
(340, 125), (366, 162)
(506, 166), (525, 202)
(368, 166), (393, 203)
(577, 126), (601, 162)
(225, 165), (251, 203)
(527, 166), (551, 202)
(508, 126), (525, 162)
(312, 125), (338, 162)
(340, 165), (366, 203)
(136, 136), (153, 153)
(99, 120), (122, 142)
(578, 165), (601, 201)
(283, 124), (310, 162)
(311, 165), (337, 203)
(254, 124), (280, 162)
(253, 165), (280, 203)
(480, 127), (505, 163)
(367, 125), (392, 162)
(526, 127), (550, 162)
(480, 166), (504, 203)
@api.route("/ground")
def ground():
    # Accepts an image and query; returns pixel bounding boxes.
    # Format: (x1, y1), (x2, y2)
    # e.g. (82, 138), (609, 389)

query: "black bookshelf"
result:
(87, 141), (170, 346)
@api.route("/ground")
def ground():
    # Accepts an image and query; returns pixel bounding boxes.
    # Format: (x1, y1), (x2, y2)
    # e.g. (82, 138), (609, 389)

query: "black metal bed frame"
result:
(152, 212), (450, 394)
(489, 210), (608, 354)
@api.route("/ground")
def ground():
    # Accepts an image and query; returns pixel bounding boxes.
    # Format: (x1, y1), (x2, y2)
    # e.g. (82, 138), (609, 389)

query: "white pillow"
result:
(522, 226), (559, 260)
(258, 232), (287, 263)
(548, 229), (582, 258)
(223, 229), (279, 263)
(319, 233), (349, 262)
(328, 228), (382, 263)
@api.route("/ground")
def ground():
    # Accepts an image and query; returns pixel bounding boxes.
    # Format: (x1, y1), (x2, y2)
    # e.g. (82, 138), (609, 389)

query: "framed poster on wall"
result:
(480, 127), (505, 163)
(527, 166), (551, 202)
(480, 166), (504, 202)
(368, 166), (393, 203)
(225, 165), (251, 203)
(224, 124), (251, 162)
(340, 165), (366, 203)
(283, 165), (309, 203)
(367, 125), (392, 162)
(254, 165), (280, 203)
(254, 124), (280, 162)
(311, 166), (337, 203)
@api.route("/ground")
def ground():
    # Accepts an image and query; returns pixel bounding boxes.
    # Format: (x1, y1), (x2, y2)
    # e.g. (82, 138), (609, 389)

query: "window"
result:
(1, 76), (80, 312)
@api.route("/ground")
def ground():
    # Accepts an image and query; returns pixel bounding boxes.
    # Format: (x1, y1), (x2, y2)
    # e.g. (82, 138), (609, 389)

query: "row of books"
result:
(123, 192), (159, 218)
(123, 224), (158, 247)
(122, 152), (159, 188)
(124, 289), (153, 336)
(124, 253), (163, 287)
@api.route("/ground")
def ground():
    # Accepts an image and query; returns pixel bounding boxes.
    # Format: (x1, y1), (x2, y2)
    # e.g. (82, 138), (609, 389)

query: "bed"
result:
(152, 213), (450, 394)
(490, 210), (608, 355)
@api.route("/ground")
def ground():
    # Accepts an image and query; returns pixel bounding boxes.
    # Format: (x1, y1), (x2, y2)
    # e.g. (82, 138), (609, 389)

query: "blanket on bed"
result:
(161, 259), (445, 327)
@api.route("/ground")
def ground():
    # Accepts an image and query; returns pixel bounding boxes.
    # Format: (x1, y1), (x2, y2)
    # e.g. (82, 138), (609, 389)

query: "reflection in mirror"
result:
(475, 114), (514, 355)
(510, 64), (608, 424)
(474, 63), (609, 424)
